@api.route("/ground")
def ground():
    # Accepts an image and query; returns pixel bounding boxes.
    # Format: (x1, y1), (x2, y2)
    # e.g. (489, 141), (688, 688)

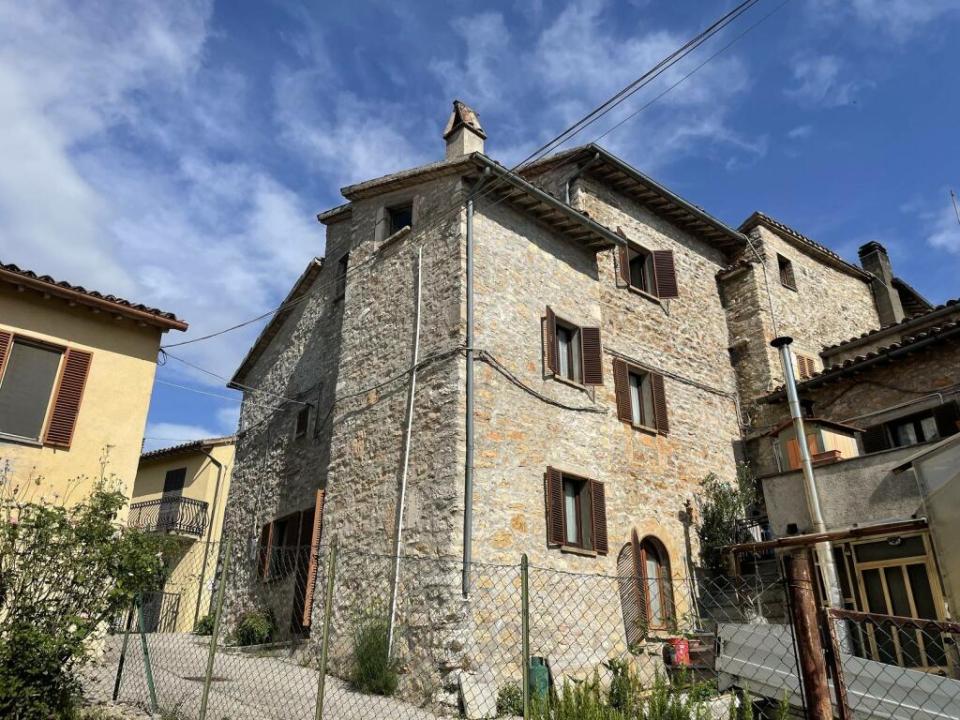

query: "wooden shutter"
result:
(590, 480), (608, 555)
(617, 544), (644, 647)
(617, 245), (631, 287)
(653, 250), (678, 299)
(861, 424), (890, 454)
(612, 358), (632, 422)
(630, 529), (648, 625)
(581, 327), (603, 385)
(544, 306), (558, 375)
(0, 331), (11, 380)
(300, 490), (325, 627)
(544, 467), (564, 546)
(649, 372), (669, 434)
(257, 522), (273, 579)
(934, 402), (960, 438)
(43, 348), (92, 448)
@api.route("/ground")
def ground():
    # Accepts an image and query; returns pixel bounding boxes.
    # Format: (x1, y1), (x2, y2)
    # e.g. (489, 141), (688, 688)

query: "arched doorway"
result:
(617, 531), (676, 645)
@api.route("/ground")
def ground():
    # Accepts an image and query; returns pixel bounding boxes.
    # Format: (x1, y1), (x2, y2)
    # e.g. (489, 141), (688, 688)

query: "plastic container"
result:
(528, 656), (550, 699)
(667, 637), (690, 666)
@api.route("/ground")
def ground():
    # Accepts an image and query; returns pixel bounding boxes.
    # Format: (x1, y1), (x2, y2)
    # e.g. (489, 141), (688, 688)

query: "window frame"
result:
(626, 366), (656, 431)
(0, 334), (65, 444)
(334, 253), (349, 301)
(638, 537), (673, 630)
(387, 202), (414, 236)
(625, 245), (656, 296)
(294, 405), (311, 440)
(561, 473), (593, 551)
(554, 317), (583, 385)
(777, 253), (797, 290)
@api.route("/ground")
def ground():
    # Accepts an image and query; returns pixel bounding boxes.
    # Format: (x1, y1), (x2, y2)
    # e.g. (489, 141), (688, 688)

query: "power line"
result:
(158, 0), (768, 355)
(154, 379), (290, 411)
(951, 190), (960, 226)
(160, 350), (310, 406)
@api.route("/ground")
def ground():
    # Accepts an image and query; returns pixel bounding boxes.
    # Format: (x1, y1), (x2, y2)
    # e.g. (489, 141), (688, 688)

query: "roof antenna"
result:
(951, 189), (960, 226)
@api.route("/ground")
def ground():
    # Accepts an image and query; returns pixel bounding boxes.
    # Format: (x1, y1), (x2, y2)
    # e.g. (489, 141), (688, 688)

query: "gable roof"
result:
(229, 257), (323, 388)
(140, 435), (235, 462)
(521, 144), (746, 254)
(893, 277), (933, 317)
(0, 261), (188, 331)
(739, 212), (872, 281)
(822, 298), (960, 358)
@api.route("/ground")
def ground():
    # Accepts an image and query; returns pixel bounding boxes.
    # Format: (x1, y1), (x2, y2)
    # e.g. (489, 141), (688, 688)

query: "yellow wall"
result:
(0, 285), (165, 514)
(132, 442), (235, 631)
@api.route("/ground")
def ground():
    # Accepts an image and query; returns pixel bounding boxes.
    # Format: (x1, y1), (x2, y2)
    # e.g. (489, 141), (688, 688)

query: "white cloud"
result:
(926, 200), (960, 255)
(430, 13), (512, 109)
(785, 55), (868, 107)
(812, 0), (960, 40)
(788, 125), (813, 139)
(143, 422), (221, 451)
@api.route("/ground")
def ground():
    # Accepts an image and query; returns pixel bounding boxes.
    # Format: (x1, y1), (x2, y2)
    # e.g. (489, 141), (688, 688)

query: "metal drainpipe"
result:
(387, 246), (423, 657)
(462, 197), (475, 598)
(771, 337), (845, 615)
(194, 448), (225, 627)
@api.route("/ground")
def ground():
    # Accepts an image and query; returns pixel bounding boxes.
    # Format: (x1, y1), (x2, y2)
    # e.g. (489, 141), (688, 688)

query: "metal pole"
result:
(462, 198), (475, 598)
(198, 538), (231, 720)
(112, 605), (135, 701)
(785, 551), (833, 720)
(388, 247), (423, 657)
(194, 450), (225, 628)
(521, 554), (530, 720)
(771, 336), (844, 613)
(136, 602), (158, 714)
(314, 535), (339, 720)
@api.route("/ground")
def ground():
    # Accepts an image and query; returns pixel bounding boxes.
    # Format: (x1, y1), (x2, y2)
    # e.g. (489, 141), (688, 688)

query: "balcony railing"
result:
(128, 496), (208, 538)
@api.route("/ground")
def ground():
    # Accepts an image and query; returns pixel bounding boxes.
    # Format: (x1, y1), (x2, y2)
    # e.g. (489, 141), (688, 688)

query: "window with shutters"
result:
(544, 467), (607, 555)
(612, 358), (669, 434)
(294, 405), (310, 439)
(794, 354), (817, 380)
(0, 336), (63, 442)
(616, 239), (679, 300)
(861, 402), (960, 453)
(778, 254), (797, 290)
(618, 534), (676, 641)
(543, 308), (603, 387)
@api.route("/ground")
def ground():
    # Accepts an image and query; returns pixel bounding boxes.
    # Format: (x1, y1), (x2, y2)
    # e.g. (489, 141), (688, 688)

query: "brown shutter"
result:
(257, 522), (273, 579)
(0, 331), (11, 379)
(861, 425), (890, 454)
(544, 467), (564, 546)
(43, 348), (92, 449)
(653, 250), (678, 299)
(934, 401), (960, 438)
(590, 480), (608, 555)
(612, 359), (632, 422)
(301, 490), (325, 627)
(544, 306), (558, 374)
(617, 244), (631, 287)
(630, 530), (648, 625)
(649, 372), (669, 434)
(581, 327), (603, 385)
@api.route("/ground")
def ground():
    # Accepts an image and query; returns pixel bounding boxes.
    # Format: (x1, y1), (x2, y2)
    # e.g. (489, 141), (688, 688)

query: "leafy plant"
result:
(232, 609), (274, 647)
(496, 681), (524, 717)
(350, 614), (399, 696)
(193, 613), (216, 636)
(0, 482), (171, 719)
(696, 469), (757, 572)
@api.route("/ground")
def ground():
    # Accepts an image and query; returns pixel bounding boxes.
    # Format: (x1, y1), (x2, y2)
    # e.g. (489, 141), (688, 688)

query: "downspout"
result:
(564, 152), (601, 205)
(462, 196), (476, 598)
(194, 448), (224, 627)
(771, 337), (845, 622)
(388, 246), (423, 656)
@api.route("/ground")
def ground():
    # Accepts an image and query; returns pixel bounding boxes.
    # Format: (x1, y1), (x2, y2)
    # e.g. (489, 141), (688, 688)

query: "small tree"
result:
(696, 468), (757, 572)
(0, 481), (172, 719)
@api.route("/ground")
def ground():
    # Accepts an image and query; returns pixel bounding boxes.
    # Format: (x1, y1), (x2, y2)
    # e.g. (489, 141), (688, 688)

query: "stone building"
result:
(219, 100), (953, 702)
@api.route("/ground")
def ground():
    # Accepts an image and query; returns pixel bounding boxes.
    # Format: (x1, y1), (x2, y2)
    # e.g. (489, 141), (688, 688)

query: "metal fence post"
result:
(521, 553), (530, 720)
(785, 550), (832, 720)
(112, 604), (135, 701)
(314, 535), (339, 720)
(136, 600), (158, 713)
(198, 538), (231, 720)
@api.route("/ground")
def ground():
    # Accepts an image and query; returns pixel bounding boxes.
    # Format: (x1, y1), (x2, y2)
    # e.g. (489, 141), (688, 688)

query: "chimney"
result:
(858, 241), (905, 326)
(443, 100), (485, 159)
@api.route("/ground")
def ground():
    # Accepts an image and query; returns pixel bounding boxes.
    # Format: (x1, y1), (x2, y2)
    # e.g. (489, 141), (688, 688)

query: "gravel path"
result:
(83, 634), (443, 720)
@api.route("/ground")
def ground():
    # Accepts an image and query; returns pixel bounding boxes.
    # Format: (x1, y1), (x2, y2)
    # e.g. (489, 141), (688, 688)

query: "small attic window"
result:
(388, 203), (413, 235)
(778, 254), (796, 290)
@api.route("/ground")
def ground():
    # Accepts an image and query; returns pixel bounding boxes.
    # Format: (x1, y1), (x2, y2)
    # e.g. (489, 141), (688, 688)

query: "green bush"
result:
(0, 481), (171, 719)
(232, 610), (274, 646)
(496, 681), (524, 716)
(696, 469), (757, 572)
(193, 614), (215, 636)
(350, 615), (399, 696)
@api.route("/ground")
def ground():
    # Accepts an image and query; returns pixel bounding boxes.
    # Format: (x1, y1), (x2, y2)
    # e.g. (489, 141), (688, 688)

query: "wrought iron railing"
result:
(128, 496), (208, 537)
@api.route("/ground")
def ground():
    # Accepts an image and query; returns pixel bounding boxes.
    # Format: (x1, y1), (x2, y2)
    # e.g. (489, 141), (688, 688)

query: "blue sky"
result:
(1, 0), (958, 453)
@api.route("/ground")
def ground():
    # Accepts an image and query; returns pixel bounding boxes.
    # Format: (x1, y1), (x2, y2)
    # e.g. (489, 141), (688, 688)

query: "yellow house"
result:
(0, 262), (188, 510)
(129, 436), (235, 632)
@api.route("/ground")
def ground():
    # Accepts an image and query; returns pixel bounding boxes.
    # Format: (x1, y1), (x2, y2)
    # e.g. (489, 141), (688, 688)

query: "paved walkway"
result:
(84, 634), (442, 720)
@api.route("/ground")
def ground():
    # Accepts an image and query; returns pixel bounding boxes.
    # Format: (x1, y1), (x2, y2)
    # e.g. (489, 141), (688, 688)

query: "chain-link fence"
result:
(81, 540), (960, 720)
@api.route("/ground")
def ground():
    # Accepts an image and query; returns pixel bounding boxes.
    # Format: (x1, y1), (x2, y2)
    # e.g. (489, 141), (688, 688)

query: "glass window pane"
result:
(920, 415), (939, 442)
(641, 376), (655, 426)
(629, 373), (641, 424)
(907, 564), (937, 618)
(557, 327), (570, 379)
(629, 251), (647, 290)
(885, 568), (922, 666)
(854, 536), (926, 563)
(894, 421), (918, 447)
(645, 550), (663, 625)
(570, 329), (581, 382)
(563, 480), (578, 545)
(0, 341), (62, 440)
(580, 486), (592, 550)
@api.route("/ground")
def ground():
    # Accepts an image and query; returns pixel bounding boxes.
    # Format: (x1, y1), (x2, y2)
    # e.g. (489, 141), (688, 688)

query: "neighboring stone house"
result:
(0, 262), (188, 513)
(220, 100), (951, 701)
